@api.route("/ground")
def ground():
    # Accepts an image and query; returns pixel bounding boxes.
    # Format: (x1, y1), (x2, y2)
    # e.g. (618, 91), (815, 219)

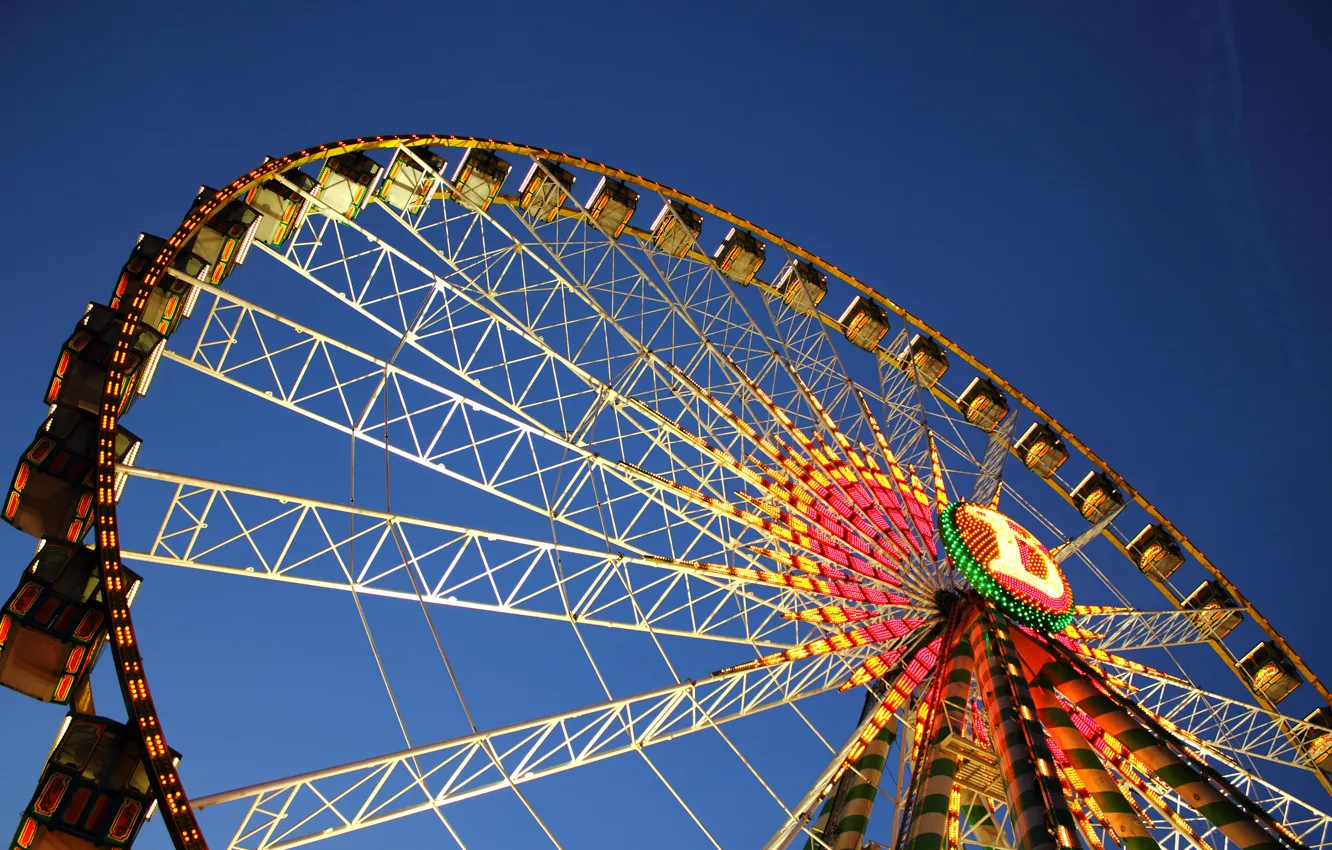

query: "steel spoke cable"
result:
(369, 288), (570, 849)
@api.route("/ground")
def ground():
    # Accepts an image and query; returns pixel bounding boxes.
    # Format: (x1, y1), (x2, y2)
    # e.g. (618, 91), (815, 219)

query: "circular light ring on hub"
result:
(941, 501), (1074, 632)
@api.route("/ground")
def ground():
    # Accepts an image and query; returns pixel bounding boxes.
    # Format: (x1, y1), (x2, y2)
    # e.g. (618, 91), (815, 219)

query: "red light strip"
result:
(716, 617), (927, 675)
(836, 635), (944, 777)
(906, 466), (939, 557)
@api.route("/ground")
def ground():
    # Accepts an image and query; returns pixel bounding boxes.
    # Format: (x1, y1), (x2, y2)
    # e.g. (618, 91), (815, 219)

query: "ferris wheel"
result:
(3, 135), (1331, 850)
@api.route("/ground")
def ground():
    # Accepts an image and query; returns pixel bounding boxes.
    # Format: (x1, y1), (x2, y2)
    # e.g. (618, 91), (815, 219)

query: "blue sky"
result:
(1, 2), (1329, 848)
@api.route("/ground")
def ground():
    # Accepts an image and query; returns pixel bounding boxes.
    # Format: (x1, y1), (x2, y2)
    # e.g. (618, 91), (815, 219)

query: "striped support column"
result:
(829, 721), (899, 849)
(1028, 642), (1286, 850)
(904, 626), (976, 850)
(1029, 684), (1158, 850)
(969, 611), (1077, 850)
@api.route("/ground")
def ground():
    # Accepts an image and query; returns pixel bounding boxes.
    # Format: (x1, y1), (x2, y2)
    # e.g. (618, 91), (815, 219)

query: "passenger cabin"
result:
(0, 541), (140, 704)
(956, 377), (1008, 432)
(1181, 580), (1243, 639)
(180, 187), (262, 286)
(316, 153), (382, 220)
(3, 407), (140, 543)
(518, 160), (575, 222)
(45, 305), (164, 416)
(838, 296), (890, 351)
(107, 234), (201, 339)
(450, 149), (511, 211)
(712, 228), (766, 285)
(246, 167), (319, 246)
(1127, 524), (1184, 581)
(1014, 422), (1067, 479)
(12, 713), (177, 850)
(1238, 641), (1301, 704)
(376, 147), (446, 215)
(772, 259), (827, 315)
(585, 177), (638, 238)
(1070, 471), (1123, 523)
(649, 201), (702, 257)
(901, 334), (949, 389)
(1302, 707), (1332, 772)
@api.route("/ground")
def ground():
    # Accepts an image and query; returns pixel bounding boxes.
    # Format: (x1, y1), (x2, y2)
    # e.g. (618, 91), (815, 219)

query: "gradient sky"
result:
(0, 2), (1329, 848)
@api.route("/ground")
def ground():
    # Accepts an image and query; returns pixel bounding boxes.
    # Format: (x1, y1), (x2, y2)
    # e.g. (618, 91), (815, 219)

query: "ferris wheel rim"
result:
(73, 133), (1329, 850)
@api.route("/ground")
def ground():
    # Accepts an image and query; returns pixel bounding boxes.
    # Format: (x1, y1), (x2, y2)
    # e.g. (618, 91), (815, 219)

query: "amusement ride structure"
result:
(2, 136), (1330, 850)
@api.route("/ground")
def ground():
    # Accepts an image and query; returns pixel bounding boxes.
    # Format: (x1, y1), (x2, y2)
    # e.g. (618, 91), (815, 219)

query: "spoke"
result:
(121, 465), (872, 649)
(192, 647), (881, 850)
(1108, 668), (1330, 775)
(1073, 608), (1225, 652)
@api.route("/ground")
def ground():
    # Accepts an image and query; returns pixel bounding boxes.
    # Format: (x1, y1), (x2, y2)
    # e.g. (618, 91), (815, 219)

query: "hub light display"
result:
(941, 501), (1073, 631)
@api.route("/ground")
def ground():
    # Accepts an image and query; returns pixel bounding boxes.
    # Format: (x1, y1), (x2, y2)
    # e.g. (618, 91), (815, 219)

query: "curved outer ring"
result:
(95, 134), (1328, 850)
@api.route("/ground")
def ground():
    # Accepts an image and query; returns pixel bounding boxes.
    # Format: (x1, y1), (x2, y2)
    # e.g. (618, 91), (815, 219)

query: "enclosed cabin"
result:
(1302, 707), (1332, 772)
(178, 187), (262, 287)
(1127, 524), (1184, 582)
(4, 407), (140, 543)
(1014, 422), (1067, 479)
(316, 152), (382, 220)
(772, 259), (827, 315)
(1181, 580), (1243, 639)
(712, 228), (766, 285)
(585, 177), (638, 238)
(375, 147), (446, 215)
(838, 296), (890, 352)
(108, 234), (202, 339)
(13, 714), (177, 850)
(649, 200), (702, 257)
(518, 160), (575, 222)
(0, 541), (140, 704)
(956, 377), (1008, 432)
(450, 148), (511, 212)
(1238, 641), (1301, 704)
(245, 166), (319, 246)
(901, 334), (948, 389)
(45, 305), (164, 417)
(1070, 471), (1123, 523)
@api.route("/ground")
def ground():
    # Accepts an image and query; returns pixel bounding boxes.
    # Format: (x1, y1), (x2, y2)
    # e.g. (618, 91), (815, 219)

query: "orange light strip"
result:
(928, 434), (949, 516)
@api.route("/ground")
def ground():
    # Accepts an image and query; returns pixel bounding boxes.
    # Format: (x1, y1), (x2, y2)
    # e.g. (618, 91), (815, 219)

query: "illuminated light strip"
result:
(840, 646), (909, 691)
(987, 486), (1002, 511)
(715, 617), (927, 675)
(1061, 624), (1104, 642)
(1046, 631), (1188, 686)
(905, 466), (939, 557)
(781, 605), (874, 625)
(744, 543), (853, 582)
(851, 389), (928, 556)
(945, 783), (963, 850)
(747, 545), (901, 588)
(1073, 605), (1131, 615)
(710, 356), (891, 552)
(928, 434), (949, 516)
(835, 635), (945, 779)
(1055, 767), (1106, 850)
